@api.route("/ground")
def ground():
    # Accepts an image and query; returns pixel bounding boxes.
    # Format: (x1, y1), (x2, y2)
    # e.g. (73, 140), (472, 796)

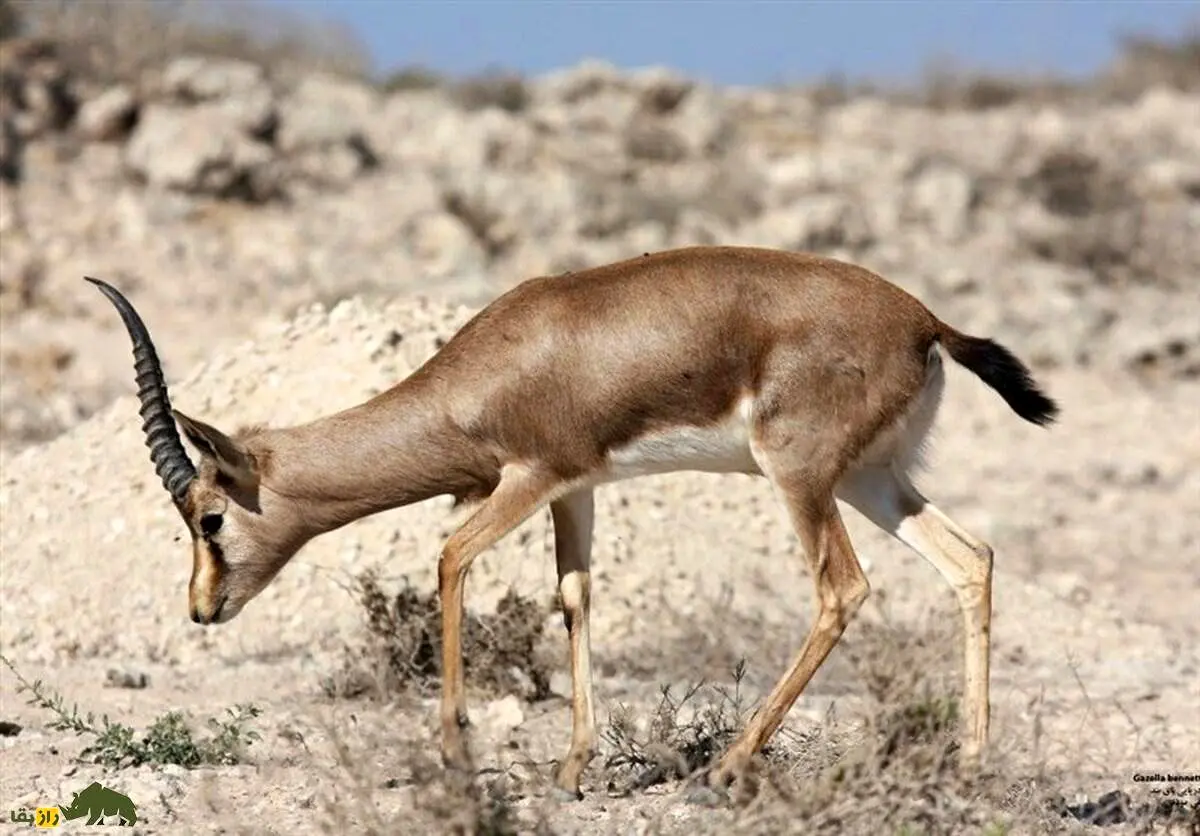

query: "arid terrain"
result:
(1, 9), (1199, 835)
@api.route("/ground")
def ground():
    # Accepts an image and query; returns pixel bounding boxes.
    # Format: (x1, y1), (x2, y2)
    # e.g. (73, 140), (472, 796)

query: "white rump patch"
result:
(599, 396), (760, 482)
(854, 344), (945, 474)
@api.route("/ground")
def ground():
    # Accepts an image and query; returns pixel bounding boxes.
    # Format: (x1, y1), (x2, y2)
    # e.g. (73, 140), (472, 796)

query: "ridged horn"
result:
(85, 277), (196, 504)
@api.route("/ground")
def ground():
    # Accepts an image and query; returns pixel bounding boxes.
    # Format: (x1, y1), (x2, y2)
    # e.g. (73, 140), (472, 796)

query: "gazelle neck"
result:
(255, 376), (494, 535)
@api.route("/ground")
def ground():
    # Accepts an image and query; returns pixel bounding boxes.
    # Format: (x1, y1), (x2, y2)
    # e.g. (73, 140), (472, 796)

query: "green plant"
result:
(1, 653), (262, 768)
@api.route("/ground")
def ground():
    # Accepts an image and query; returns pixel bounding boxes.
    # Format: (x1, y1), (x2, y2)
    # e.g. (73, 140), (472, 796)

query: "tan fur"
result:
(120, 245), (1053, 797)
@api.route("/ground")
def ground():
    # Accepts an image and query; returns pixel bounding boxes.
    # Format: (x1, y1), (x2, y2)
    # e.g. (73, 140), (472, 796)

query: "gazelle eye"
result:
(200, 514), (223, 537)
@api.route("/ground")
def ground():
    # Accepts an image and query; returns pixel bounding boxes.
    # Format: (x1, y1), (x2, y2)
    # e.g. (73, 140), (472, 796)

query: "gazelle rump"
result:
(88, 245), (1058, 797)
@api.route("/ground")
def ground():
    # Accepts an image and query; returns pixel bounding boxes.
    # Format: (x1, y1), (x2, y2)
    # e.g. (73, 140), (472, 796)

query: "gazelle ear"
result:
(173, 410), (258, 489)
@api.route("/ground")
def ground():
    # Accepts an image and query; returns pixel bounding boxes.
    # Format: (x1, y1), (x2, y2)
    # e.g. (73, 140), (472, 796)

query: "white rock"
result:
(481, 695), (526, 736)
(76, 86), (137, 142)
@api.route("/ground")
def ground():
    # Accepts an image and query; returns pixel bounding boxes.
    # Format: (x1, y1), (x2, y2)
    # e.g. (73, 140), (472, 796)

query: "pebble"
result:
(481, 695), (526, 736)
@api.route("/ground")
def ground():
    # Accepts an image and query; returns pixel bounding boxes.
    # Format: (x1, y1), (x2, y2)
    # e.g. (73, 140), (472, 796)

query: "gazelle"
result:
(88, 245), (1057, 798)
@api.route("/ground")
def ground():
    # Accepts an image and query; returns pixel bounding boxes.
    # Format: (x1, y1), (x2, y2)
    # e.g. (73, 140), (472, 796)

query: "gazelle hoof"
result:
(550, 785), (583, 803)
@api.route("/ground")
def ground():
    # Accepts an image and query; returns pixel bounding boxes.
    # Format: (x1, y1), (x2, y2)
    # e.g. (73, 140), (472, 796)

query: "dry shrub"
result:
(17, 0), (371, 84)
(899, 28), (1200, 110)
(442, 189), (512, 258)
(595, 582), (828, 796)
(572, 160), (762, 242)
(921, 66), (1028, 111)
(450, 71), (530, 114)
(0, 0), (19, 39)
(800, 73), (882, 109)
(601, 660), (780, 795)
(1103, 26), (1200, 99)
(915, 56), (1081, 112)
(380, 65), (445, 94)
(321, 569), (554, 704)
(1027, 149), (1122, 219)
(624, 118), (688, 163)
(1017, 147), (1157, 286)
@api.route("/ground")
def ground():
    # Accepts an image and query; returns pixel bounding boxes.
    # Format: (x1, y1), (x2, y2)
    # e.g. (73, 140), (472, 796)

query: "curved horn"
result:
(85, 277), (196, 504)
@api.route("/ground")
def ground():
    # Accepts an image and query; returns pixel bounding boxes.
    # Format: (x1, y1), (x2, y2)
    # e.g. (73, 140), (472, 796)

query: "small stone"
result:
(104, 668), (149, 689)
(76, 86), (138, 142)
(481, 695), (525, 736)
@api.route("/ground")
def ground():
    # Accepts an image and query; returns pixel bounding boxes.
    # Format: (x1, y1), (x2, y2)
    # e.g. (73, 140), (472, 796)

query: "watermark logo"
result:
(8, 782), (137, 828)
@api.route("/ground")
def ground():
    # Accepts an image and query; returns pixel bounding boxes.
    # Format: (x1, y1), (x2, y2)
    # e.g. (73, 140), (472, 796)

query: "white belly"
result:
(600, 396), (760, 482)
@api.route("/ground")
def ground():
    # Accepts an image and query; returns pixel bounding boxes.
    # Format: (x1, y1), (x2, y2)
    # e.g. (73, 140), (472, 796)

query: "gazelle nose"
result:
(190, 595), (225, 625)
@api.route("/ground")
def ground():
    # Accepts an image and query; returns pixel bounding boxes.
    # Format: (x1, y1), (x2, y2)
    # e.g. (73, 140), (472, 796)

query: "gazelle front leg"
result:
(438, 464), (564, 773)
(549, 489), (598, 799)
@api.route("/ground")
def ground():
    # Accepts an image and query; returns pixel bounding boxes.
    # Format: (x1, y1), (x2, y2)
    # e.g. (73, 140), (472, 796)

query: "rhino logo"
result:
(57, 782), (137, 826)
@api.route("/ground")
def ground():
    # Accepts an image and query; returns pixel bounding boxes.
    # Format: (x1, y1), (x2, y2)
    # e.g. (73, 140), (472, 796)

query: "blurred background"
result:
(0, 0), (1197, 455)
(269, 0), (1195, 88)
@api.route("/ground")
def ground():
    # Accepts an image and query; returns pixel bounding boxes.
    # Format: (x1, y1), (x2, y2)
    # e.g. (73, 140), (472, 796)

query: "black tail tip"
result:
(1020, 390), (1060, 427)
(991, 358), (1060, 427)
(941, 332), (1060, 428)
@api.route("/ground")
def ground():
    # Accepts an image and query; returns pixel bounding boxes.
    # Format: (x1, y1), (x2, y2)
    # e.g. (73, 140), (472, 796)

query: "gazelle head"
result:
(87, 277), (309, 625)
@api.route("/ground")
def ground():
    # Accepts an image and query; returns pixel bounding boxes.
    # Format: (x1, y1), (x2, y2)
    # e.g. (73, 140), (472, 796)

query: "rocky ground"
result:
(1, 27), (1199, 836)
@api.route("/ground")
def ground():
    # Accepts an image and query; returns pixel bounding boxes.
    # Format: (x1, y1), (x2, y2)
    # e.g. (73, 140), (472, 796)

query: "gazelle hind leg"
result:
(549, 489), (598, 799)
(712, 461), (871, 787)
(438, 464), (565, 773)
(837, 465), (994, 769)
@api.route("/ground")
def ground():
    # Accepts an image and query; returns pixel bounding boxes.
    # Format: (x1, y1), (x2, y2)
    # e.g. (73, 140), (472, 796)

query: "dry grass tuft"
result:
(321, 569), (555, 704)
